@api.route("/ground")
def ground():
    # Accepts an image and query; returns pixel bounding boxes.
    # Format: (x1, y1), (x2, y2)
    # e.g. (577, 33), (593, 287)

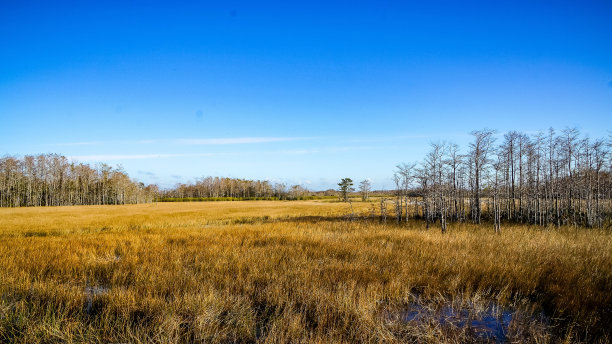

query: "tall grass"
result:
(0, 201), (610, 343)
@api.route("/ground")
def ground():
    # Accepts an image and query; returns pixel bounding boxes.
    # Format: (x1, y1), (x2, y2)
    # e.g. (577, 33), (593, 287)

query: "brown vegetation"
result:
(1, 201), (610, 343)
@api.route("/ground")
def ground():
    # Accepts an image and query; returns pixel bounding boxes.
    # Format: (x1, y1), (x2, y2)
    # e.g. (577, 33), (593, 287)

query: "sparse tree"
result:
(468, 129), (496, 224)
(359, 179), (371, 201)
(396, 163), (416, 222)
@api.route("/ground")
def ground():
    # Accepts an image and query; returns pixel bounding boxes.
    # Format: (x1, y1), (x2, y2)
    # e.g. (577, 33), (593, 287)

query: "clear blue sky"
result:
(1, 1), (611, 189)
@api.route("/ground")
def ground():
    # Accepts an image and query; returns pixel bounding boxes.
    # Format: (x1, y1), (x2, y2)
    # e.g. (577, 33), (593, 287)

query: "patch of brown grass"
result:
(0, 201), (610, 343)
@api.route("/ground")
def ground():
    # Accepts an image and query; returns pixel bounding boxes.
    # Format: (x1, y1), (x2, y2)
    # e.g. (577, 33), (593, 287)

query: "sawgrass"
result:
(0, 201), (610, 343)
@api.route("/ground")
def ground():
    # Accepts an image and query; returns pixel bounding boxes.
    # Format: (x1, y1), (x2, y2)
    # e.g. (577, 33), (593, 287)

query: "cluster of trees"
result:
(388, 128), (611, 231)
(0, 154), (158, 207)
(337, 178), (372, 202)
(0, 155), (314, 207)
(160, 176), (310, 200)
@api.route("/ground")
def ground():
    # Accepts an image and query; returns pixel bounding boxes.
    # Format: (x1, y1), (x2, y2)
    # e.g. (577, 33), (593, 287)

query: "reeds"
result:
(0, 201), (610, 343)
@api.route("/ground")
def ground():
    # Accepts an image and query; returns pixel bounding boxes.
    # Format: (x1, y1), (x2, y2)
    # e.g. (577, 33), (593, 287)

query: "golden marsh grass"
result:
(0, 201), (610, 343)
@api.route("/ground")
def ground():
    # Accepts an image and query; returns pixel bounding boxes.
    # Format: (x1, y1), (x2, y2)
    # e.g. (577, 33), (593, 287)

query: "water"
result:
(84, 285), (110, 315)
(386, 300), (515, 342)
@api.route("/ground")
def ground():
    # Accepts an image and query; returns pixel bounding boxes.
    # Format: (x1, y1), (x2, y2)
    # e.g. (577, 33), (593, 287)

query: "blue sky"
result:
(1, 1), (611, 189)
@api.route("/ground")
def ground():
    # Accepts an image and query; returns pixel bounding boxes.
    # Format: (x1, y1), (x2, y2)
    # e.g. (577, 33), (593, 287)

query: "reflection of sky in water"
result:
(385, 297), (550, 342)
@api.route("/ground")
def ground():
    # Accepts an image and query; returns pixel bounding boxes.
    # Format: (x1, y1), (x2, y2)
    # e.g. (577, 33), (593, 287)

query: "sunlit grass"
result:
(0, 201), (610, 343)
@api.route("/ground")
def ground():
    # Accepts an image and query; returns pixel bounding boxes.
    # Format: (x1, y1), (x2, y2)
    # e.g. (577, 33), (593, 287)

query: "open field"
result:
(0, 201), (611, 343)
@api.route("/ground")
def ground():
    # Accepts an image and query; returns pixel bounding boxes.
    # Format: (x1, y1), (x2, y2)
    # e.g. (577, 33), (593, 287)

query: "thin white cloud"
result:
(67, 143), (400, 162)
(273, 145), (378, 155)
(69, 153), (216, 161)
(56, 135), (452, 147)
(174, 137), (306, 145)
(342, 133), (469, 143)
(56, 141), (106, 146)
(56, 140), (146, 146)
(67, 147), (358, 162)
(56, 137), (314, 146)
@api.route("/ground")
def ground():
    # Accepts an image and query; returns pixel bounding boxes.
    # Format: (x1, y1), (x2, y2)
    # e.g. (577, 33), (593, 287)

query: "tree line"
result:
(381, 128), (611, 230)
(0, 155), (317, 207)
(160, 177), (310, 200)
(0, 154), (158, 207)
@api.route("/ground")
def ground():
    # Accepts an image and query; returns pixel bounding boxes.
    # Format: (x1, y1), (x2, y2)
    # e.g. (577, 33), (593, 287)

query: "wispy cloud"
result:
(274, 145), (379, 156)
(341, 134), (469, 143)
(56, 141), (106, 146)
(174, 137), (307, 145)
(68, 144), (391, 162)
(69, 153), (216, 161)
(56, 137), (314, 146)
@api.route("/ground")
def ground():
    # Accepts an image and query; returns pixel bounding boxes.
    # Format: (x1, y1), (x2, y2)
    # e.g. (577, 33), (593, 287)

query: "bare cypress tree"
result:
(393, 173), (403, 223)
(561, 127), (579, 225)
(359, 179), (371, 201)
(503, 131), (519, 220)
(447, 144), (462, 222)
(491, 149), (504, 233)
(592, 139), (607, 227)
(425, 142), (449, 233)
(395, 163), (416, 221)
(415, 166), (431, 229)
(469, 129), (496, 224)
(380, 197), (388, 223)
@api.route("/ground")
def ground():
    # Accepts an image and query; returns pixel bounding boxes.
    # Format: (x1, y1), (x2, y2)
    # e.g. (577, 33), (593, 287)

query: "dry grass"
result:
(0, 201), (610, 343)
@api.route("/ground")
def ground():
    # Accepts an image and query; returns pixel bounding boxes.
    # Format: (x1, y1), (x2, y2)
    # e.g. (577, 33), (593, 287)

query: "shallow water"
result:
(84, 285), (110, 315)
(385, 300), (518, 342)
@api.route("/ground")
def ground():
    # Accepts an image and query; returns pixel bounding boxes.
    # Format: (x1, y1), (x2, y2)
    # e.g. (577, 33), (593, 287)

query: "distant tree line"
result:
(0, 154), (158, 207)
(0, 154), (315, 207)
(160, 176), (311, 200)
(389, 128), (611, 230)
